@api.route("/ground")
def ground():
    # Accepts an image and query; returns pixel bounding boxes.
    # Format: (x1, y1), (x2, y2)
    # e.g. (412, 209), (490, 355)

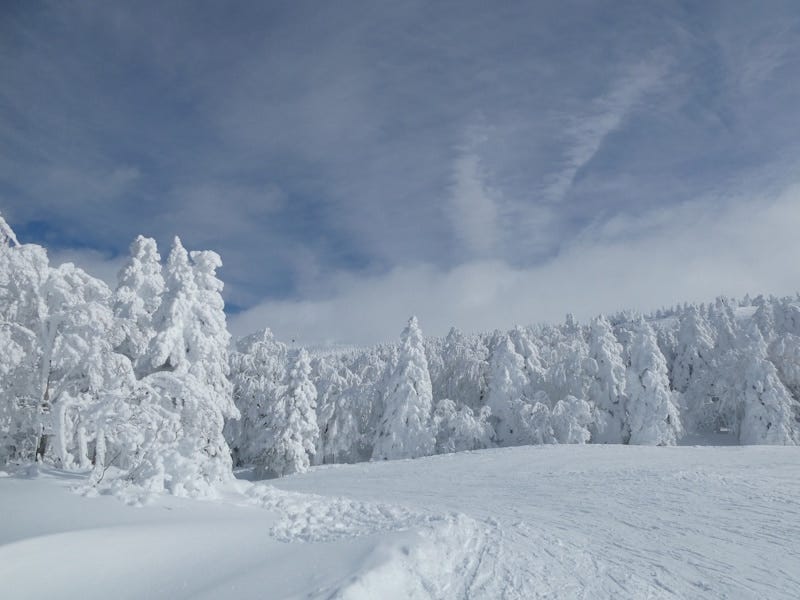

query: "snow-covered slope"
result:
(2, 445), (799, 599)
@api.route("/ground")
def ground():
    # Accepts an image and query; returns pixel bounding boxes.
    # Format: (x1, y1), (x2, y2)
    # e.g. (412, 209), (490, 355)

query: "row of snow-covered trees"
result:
(0, 215), (236, 495)
(227, 296), (800, 477)
(2, 213), (800, 490)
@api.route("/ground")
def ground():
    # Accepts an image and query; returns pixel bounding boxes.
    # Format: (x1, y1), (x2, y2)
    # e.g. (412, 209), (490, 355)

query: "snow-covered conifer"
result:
(671, 306), (715, 394)
(551, 395), (593, 444)
(716, 325), (799, 445)
(130, 238), (237, 495)
(433, 399), (493, 454)
(258, 348), (319, 477)
(226, 328), (287, 466)
(315, 361), (361, 464)
(372, 316), (435, 460)
(433, 327), (490, 412)
(587, 315), (628, 443)
(486, 334), (531, 446)
(114, 236), (164, 373)
(626, 320), (682, 445)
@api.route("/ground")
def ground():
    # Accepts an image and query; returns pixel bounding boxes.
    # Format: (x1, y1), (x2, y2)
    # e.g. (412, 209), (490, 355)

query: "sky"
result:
(2, 1), (800, 346)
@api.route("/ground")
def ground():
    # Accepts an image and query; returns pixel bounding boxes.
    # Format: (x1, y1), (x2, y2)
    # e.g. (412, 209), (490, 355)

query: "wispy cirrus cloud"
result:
(4, 1), (800, 344)
(542, 59), (669, 205)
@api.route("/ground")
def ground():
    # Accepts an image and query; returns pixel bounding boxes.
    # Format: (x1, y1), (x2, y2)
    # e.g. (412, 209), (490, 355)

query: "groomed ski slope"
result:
(2, 445), (799, 599)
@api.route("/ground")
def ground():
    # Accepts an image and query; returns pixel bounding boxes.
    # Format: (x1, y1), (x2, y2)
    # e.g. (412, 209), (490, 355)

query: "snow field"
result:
(275, 445), (800, 599)
(4, 445), (799, 599)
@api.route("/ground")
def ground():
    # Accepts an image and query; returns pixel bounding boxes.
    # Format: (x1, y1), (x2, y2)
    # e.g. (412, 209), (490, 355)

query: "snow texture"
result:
(2, 445), (799, 599)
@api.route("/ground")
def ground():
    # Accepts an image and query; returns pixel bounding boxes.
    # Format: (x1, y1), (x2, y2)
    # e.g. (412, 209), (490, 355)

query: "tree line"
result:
(1, 215), (799, 496)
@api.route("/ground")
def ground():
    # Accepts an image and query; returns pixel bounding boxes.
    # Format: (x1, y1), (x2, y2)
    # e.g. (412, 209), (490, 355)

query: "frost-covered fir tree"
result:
(715, 324), (799, 445)
(672, 306), (718, 432)
(131, 238), (238, 495)
(519, 392), (556, 445)
(257, 348), (319, 477)
(752, 295), (776, 340)
(510, 326), (546, 399)
(226, 328), (287, 466)
(587, 316), (628, 443)
(769, 332), (800, 400)
(315, 361), (361, 464)
(113, 235), (164, 374)
(372, 316), (435, 460)
(709, 299), (740, 354)
(551, 395), (593, 444)
(626, 320), (682, 445)
(0, 218), (42, 462)
(431, 327), (490, 412)
(671, 306), (715, 394)
(547, 332), (592, 403)
(486, 334), (537, 446)
(433, 399), (493, 454)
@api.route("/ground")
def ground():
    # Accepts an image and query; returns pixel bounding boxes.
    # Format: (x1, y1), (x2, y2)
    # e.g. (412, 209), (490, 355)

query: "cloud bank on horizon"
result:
(2, 1), (800, 345)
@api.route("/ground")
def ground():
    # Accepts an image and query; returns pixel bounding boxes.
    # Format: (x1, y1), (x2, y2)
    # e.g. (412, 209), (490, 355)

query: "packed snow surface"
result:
(2, 445), (799, 599)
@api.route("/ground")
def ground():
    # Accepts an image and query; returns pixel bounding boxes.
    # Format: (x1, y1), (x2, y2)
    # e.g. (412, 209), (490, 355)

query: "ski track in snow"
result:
(273, 445), (800, 599)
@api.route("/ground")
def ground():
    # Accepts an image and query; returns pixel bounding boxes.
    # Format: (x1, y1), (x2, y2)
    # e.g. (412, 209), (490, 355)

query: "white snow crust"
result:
(2, 444), (799, 599)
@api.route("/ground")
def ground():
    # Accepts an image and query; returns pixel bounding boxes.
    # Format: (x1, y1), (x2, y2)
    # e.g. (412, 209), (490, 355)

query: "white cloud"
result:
(543, 59), (667, 204)
(229, 183), (800, 346)
(448, 143), (499, 257)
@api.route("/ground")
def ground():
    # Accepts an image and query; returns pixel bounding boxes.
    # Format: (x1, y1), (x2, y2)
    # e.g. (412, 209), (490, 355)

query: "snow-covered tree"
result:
(433, 399), (493, 454)
(485, 334), (530, 446)
(0, 213), (19, 247)
(0, 251), (129, 468)
(113, 235), (164, 374)
(769, 333), (800, 399)
(547, 334), (592, 403)
(226, 328), (287, 466)
(587, 316), (628, 443)
(519, 392), (556, 445)
(671, 306), (715, 394)
(510, 326), (546, 399)
(372, 316), (435, 460)
(315, 361), (361, 464)
(257, 348), (319, 477)
(708, 299), (740, 354)
(431, 327), (490, 412)
(715, 325), (799, 445)
(551, 395), (593, 444)
(0, 223), (46, 463)
(626, 320), (682, 445)
(129, 238), (238, 495)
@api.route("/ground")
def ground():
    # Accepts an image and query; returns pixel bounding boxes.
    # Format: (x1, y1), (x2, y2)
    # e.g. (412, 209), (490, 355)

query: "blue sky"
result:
(3, 1), (800, 345)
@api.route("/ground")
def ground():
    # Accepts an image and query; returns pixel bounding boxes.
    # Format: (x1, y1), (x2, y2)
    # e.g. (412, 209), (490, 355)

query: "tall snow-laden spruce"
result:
(226, 328), (287, 466)
(587, 316), (628, 443)
(0, 216), (45, 463)
(315, 360), (361, 465)
(433, 399), (493, 454)
(626, 320), (682, 445)
(715, 324), (800, 445)
(130, 237), (238, 496)
(257, 348), (319, 477)
(672, 306), (718, 432)
(432, 327), (490, 412)
(113, 236), (164, 375)
(671, 306), (715, 394)
(372, 316), (435, 460)
(486, 334), (531, 446)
